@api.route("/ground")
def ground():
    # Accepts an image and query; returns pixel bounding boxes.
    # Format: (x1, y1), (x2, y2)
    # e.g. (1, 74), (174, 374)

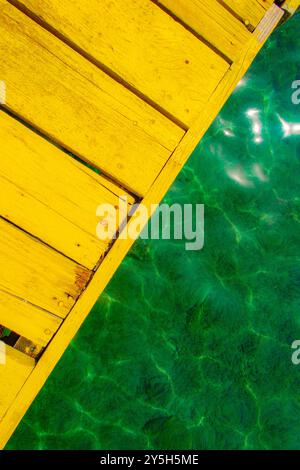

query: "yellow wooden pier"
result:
(0, 0), (298, 448)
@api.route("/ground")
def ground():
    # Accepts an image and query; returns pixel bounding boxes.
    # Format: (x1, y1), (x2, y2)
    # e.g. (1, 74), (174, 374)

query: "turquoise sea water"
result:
(7, 13), (300, 450)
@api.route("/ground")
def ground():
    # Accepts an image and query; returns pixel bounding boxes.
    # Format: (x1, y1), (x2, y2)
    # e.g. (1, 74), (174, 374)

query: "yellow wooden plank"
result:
(8, 0), (229, 128)
(0, 344), (35, 421)
(0, 218), (91, 318)
(256, 0), (275, 8)
(155, 0), (251, 62)
(220, 0), (274, 28)
(0, 1), (185, 197)
(0, 3), (284, 450)
(0, 290), (62, 347)
(0, 111), (134, 270)
(281, 0), (300, 14)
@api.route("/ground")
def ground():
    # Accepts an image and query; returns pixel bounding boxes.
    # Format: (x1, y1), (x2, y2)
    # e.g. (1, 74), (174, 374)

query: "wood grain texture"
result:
(219, 0), (274, 28)
(0, 218), (91, 318)
(281, 0), (300, 14)
(0, 111), (134, 269)
(7, 0), (229, 127)
(0, 344), (35, 421)
(0, 1), (185, 196)
(155, 0), (251, 62)
(0, 290), (62, 347)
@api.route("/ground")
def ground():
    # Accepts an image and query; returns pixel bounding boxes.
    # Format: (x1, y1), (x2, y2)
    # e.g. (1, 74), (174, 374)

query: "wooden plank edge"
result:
(0, 289), (63, 348)
(6, 0), (190, 133)
(0, 4), (284, 449)
(152, 0), (234, 65)
(280, 0), (300, 15)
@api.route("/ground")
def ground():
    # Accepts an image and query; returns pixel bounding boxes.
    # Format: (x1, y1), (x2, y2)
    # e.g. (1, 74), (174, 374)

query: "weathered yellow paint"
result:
(155, 0), (251, 62)
(0, 290), (62, 347)
(220, 0), (274, 28)
(0, 217), (91, 318)
(0, 111), (134, 269)
(0, 0), (292, 450)
(0, 0), (185, 196)
(281, 0), (300, 14)
(0, 344), (35, 421)
(8, 0), (229, 127)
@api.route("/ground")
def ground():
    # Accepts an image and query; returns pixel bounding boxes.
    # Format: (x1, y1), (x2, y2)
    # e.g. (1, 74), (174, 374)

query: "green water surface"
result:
(7, 12), (300, 450)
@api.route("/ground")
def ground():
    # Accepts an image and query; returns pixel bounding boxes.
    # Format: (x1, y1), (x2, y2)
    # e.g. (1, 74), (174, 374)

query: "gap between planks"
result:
(6, 0), (189, 132)
(151, 0), (233, 64)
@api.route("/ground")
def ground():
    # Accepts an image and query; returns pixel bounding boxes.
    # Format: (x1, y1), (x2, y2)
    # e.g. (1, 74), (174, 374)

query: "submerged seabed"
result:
(7, 12), (300, 450)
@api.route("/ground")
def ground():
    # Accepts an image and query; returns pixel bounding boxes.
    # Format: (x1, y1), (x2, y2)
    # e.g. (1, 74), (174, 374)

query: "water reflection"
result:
(278, 115), (300, 137)
(246, 108), (263, 144)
